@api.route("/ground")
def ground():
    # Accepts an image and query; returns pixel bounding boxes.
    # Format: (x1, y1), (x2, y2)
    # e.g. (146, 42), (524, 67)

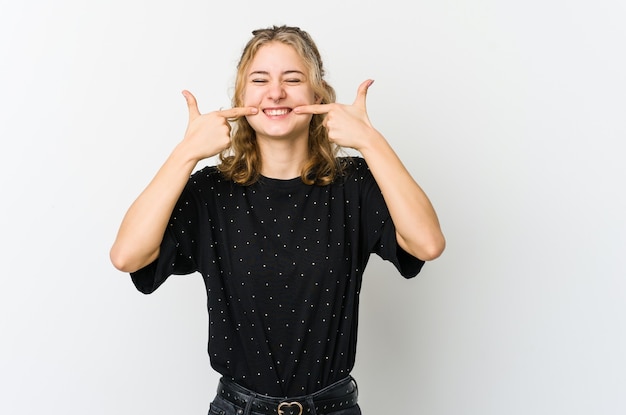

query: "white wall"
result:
(1, 0), (625, 414)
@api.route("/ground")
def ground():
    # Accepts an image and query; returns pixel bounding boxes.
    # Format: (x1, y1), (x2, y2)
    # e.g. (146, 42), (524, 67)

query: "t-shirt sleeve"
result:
(356, 158), (425, 278)
(130, 178), (207, 294)
(375, 218), (425, 278)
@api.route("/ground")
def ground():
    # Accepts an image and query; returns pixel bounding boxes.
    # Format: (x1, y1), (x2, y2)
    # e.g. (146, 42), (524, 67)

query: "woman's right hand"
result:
(181, 90), (258, 161)
(110, 93), (258, 273)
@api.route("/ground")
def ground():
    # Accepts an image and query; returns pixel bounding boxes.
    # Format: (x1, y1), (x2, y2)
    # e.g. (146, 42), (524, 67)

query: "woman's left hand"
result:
(294, 79), (380, 151)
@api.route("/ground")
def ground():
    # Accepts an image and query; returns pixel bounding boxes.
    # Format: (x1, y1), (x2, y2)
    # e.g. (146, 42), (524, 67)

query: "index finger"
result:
(293, 104), (330, 115)
(217, 106), (259, 119)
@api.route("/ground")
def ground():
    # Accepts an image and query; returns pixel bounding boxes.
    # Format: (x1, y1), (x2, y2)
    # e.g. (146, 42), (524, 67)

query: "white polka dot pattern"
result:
(131, 157), (424, 396)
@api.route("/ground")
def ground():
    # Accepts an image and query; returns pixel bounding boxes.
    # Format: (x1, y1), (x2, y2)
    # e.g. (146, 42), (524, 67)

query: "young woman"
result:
(110, 25), (445, 415)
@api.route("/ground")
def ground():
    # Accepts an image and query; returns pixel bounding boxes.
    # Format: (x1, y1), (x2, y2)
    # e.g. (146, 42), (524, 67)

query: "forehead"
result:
(248, 41), (307, 73)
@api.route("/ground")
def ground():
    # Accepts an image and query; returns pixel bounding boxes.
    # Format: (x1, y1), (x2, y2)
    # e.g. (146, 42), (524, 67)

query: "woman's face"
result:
(243, 41), (318, 142)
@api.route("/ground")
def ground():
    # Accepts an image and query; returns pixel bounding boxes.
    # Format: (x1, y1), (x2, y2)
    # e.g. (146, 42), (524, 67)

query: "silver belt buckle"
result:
(277, 401), (303, 415)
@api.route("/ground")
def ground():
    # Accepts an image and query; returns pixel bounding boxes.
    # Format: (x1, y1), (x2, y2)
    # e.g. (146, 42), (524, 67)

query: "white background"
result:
(1, 0), (625, 414)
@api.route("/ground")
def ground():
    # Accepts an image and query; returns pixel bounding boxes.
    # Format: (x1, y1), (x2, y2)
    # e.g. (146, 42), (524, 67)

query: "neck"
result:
(257, 136), (309, 179)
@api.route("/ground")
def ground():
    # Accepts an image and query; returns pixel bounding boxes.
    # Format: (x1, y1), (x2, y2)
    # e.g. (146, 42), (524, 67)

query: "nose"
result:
(267, 81), (286, 103)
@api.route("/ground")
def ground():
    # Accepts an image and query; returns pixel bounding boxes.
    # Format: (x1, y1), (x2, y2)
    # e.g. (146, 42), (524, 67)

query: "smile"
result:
(263, 108), (291, 116)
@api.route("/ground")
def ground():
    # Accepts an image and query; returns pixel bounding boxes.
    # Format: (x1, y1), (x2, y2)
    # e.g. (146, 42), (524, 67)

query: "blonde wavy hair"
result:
(218, 25), (343, 186)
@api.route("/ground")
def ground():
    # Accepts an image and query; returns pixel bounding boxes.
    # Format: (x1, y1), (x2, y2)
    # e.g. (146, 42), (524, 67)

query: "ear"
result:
(314, 94), (323, 104)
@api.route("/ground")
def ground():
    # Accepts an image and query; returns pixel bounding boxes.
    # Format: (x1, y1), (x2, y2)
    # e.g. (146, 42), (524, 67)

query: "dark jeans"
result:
(208, 395), (362, 415)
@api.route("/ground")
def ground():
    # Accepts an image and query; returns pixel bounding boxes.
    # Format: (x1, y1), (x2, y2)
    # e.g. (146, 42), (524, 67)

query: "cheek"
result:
(311, 89), (322, 104)
(242, 90), (263, 107)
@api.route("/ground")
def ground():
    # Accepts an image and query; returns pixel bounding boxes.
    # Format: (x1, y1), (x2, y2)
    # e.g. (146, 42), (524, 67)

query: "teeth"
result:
(265, 109), (289, 116)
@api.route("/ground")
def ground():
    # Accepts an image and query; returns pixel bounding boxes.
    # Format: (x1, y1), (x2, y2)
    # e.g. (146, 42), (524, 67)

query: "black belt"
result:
(216, 376), (358, 415)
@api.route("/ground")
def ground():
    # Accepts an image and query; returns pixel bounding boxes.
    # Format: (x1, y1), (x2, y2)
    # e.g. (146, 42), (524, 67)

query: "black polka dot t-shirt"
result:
(131, 157), (424, 397)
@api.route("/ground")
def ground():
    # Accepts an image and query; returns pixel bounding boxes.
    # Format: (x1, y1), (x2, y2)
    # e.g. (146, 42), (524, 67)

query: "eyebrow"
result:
(248, 70), (306, 78)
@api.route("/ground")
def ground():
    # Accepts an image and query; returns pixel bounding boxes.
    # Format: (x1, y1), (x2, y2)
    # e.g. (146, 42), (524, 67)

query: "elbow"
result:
(109, 245), (132, 273)
(399, 231), (446, 261)
(109, 244), (145, 274)
(418, 236), (446, 261)
(110, 236), (159, 273)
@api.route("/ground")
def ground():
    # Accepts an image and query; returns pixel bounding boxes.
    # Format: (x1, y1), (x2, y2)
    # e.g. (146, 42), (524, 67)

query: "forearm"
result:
(359, 132), (445, 261)
(110, 143), (198, 273)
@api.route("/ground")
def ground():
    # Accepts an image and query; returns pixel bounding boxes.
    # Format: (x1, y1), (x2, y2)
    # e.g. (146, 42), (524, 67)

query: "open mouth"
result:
(263, 108), (291, 116)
